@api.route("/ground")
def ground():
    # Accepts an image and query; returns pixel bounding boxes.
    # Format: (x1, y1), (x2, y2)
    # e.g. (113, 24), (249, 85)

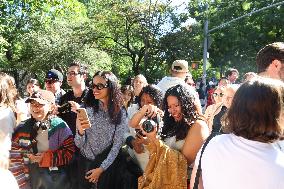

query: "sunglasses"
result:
(213, 93), (224, 97)
(45, 79), (58, 84)
(91, 83), (108, 90)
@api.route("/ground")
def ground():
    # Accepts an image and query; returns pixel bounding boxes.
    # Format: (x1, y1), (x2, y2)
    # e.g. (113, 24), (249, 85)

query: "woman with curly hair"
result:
(139, 84), (209, 189)
(71, 71), (128, 189)
(127, 85), (163, 171)
(161, 84), (209, 164)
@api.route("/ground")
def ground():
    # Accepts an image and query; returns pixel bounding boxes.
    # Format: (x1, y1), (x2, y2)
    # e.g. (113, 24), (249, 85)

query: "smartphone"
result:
(76, 108), (91, 128)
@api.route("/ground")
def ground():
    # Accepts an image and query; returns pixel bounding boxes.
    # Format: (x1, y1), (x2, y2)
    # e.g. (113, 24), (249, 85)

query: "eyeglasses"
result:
(66, 71), (80, 77)
(45, 79), (58, 84)
(91, 83), (108, 90)
(213, 93), (224, 97)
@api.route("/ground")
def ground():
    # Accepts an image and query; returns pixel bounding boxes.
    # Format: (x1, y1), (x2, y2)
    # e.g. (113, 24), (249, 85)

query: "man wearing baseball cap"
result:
(157, 60), (189, 94)
(45, 69), (66, 104)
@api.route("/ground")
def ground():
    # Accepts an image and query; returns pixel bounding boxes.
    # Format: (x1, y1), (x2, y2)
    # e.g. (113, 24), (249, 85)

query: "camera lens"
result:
(142, 119), (156, 133)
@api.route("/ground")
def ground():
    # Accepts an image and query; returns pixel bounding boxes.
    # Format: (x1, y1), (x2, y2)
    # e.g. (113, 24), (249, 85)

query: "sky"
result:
(160, 0), (196, 32)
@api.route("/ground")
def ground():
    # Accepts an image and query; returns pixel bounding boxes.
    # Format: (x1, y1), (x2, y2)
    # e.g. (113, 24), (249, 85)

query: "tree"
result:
(17, 20), (112, 79)
(81, 0), (178, 82)
(187, 0), (284, 77)
(0, 0), (86, 66)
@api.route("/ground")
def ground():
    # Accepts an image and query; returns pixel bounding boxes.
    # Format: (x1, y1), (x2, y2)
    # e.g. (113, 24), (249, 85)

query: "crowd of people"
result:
(0, 42), (284, 189)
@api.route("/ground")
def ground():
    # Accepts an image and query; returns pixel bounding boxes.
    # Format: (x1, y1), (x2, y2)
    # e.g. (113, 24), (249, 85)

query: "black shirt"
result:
(212, 106), (227, 134)
(58, 88), (89, 136)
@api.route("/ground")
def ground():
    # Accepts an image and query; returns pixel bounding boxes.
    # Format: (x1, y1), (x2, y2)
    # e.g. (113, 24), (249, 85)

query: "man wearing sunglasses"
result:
(45, 69), (66, 104)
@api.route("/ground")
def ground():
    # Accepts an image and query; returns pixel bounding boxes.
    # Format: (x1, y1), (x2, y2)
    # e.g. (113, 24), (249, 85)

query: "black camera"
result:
(58, 102), (72, 114)
(142, 117), (160, 133)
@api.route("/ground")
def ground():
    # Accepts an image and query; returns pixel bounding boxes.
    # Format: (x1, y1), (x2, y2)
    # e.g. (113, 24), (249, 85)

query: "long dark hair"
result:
(121, 85), (134, 108)
(223, 78), (284, 143)
(85, 71), (123, 125)
(161, 84), (199, 141)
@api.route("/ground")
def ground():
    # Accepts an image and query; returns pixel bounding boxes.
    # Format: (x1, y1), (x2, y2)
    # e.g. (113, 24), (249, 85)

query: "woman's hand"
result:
(131, 138), (145, 154)
(76, 116), (91, 136)
(85, 167), (104, 183)
(27, 153), (43, 163)
(140, 104), (164, 119)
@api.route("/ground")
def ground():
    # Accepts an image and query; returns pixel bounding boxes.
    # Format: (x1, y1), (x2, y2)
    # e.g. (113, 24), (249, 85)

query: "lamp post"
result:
(202, 1), (284, 85)
(202, 3), (208, 85)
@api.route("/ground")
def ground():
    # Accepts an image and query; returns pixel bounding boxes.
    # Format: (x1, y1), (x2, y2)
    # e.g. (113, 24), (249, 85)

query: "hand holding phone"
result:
(76, 108), (91, 134)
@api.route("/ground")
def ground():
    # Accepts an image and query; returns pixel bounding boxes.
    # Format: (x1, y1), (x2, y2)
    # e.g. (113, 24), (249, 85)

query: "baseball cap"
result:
(45, 69), (63, 81)
(25, 90), (55, 105)
(171, 60), (188, 73)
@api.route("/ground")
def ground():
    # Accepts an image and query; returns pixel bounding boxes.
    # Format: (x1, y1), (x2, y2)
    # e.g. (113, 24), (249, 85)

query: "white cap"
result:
(171, 60), (188, 73)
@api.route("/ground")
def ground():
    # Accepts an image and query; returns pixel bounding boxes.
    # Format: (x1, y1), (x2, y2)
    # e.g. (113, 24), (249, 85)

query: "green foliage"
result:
(81, 0), (178, 81)
(187, 0), (284, 77)
(2, 0), (283, 88)
(16, 20), (112, 79)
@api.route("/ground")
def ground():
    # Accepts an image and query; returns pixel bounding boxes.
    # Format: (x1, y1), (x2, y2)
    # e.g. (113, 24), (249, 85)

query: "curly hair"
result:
(85, 71), (123, 125)
(223, 78), (284, 143)
(137, 85), (163, 109)
(161, 84), (200, 141)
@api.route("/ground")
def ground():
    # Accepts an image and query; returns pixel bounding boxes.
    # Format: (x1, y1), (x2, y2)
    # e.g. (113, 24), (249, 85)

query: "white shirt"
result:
(0, 169), (19, 189)
(0, 107), (16, 154)
(196, 134), (284, 189)
(157, 76), (185, 95)
(164, 136), (185, 152)
(125, 104), (150, 171)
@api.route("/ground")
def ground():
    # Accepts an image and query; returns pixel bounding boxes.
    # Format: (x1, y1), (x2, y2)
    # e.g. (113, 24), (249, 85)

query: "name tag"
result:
(49, 167), (58, 171)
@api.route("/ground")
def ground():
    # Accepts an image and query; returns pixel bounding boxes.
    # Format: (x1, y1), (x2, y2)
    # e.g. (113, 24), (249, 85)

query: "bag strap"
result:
(193, 133), (218, 189)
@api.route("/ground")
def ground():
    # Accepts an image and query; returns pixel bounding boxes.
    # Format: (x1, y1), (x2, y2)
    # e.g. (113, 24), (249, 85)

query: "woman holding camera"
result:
(127, 85), (164, 171)
(138, 84), (209, 189)
(72, 71), (128, 189)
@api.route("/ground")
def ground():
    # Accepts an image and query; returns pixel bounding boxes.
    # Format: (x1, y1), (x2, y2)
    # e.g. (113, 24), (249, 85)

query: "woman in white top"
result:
(191, 78), (284, 189)
(0, 72), (17, 188)
(128, 84), (164, 171)
(0, 72), (17, 159)
(160, 84), (209, 164)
